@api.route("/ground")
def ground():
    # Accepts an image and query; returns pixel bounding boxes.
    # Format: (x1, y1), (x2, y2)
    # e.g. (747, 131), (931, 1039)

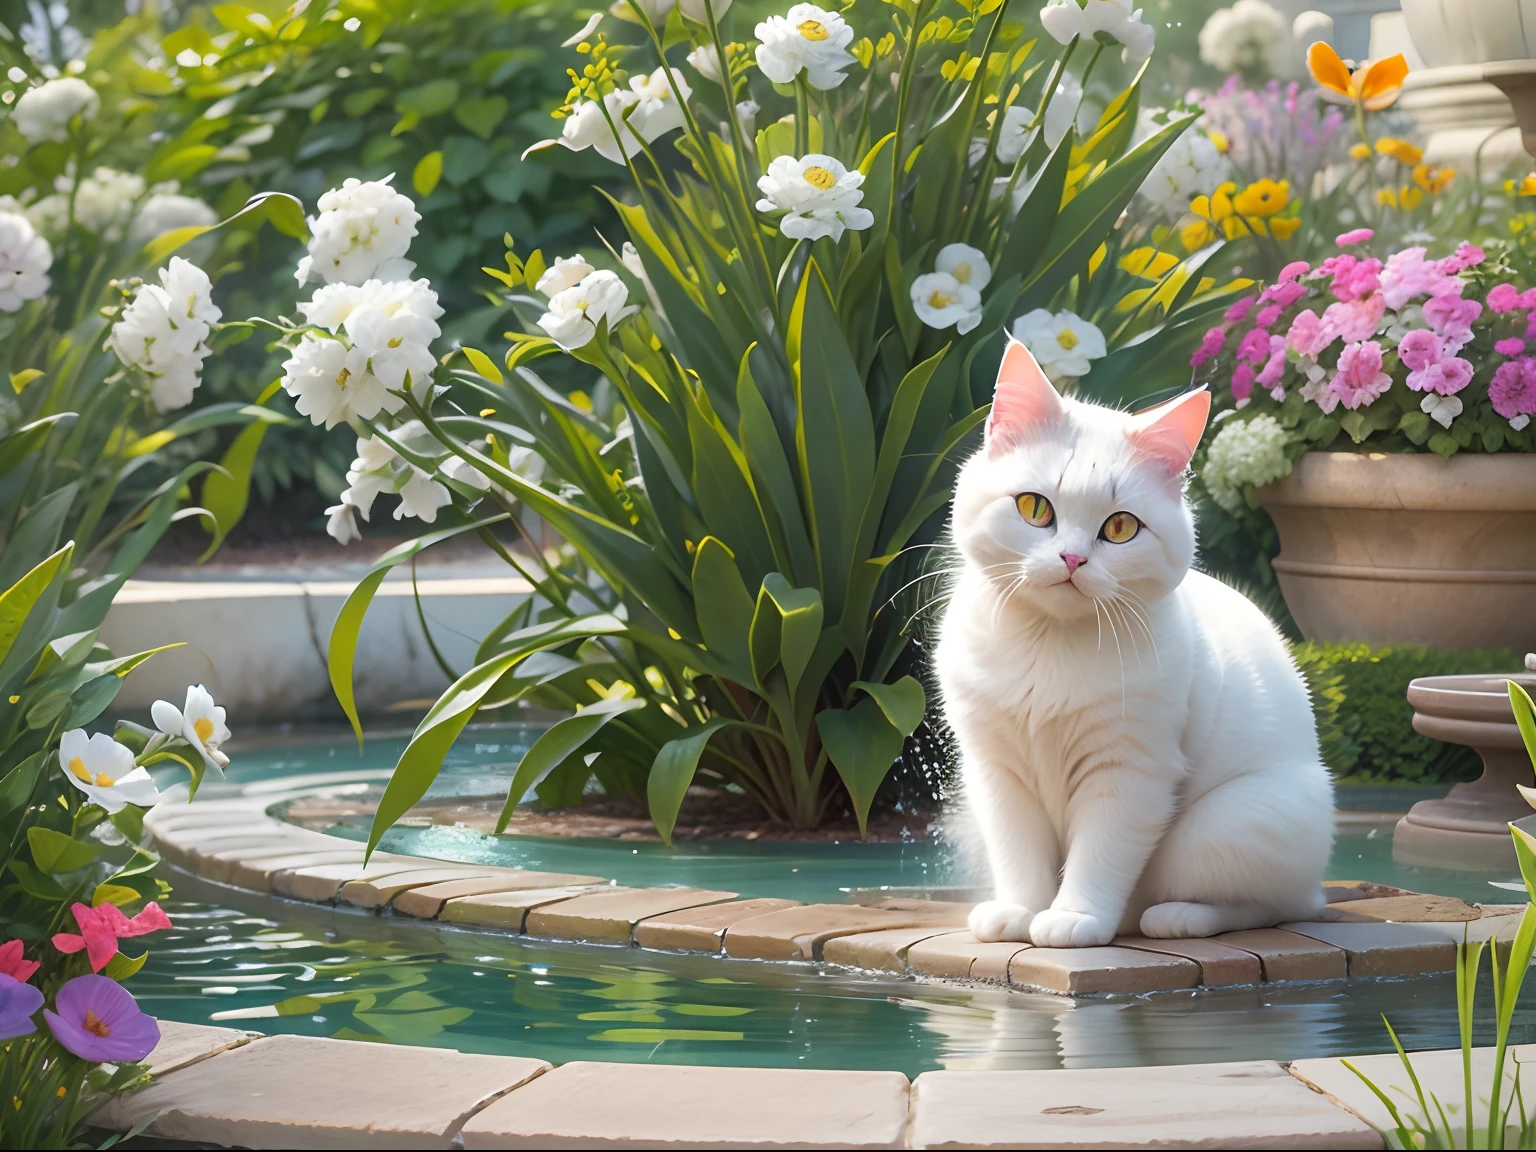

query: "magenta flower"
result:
(1254, 303), (1283, 328)
(1191, 325), (1226, 369)
(1237, 327), (1272, 365)
(1491, 359), (1536, 427)
(1423, 292), (1481, 350)
(1321, 255), (1382, 302)
(1288, 308), (1332, 357)
(1446, 242), (1485, 271)
(1256, 334), (1288, 389)
(44, 975), (160, 1064)
(1322, 294), (1385, 344)
(1231, 362), (1257, 401)
(0, 974), (42, 1041)
(1398, 329), (1445, 371)
(1336, 228), (1374, 246)
(1330, 340), (1393, 409)
(1521, 288), (1536, 310)
(1261, 280), (1308, 309)
(1498, 337), (1527, 356)
(1488, 283), (1524, 314)
(53, 901), (173, 973)
(1278, 260), (1311, 283)
(1225, 295), (1256, 323)
(0, 940), (39, 984)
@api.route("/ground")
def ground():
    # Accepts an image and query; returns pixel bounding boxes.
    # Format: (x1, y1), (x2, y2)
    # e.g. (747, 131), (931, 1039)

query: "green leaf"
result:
(850, 676), (925, 736)
(691, 537), (755, 679)
(92, 882), (142, 907)
(102, 951), (147, 981)
(1510, 681), (1536, 776)
(461, 346), (503, 385)
(0, 414), (70, 477)
(442, 135), (490, 185)
(27, 826), (98, 874)
(142, 191), (309, 263)
(648, 719), (733, 845)
(396, 79), (460, 117)
(1514, 823), (1536, 900)
(817, 699), (904, 837)
(7, 859), (65, 900)
(0, 542), (73, 671)
(753, 574), (822, 698)
(413, 150), (444, 198)
(9, 368), (42, 393)
(453, 95), (508, 140)
(495, 696), (647, 833)
(64, 674), (122, 728)
(198, 417), (270, 561)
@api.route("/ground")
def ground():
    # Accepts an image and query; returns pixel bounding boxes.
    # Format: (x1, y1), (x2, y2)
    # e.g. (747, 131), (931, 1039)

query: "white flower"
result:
(679, 0), (733, 21)
(395, 468), (451, 523)
(12, 77), (97, 143)
(755, 4), (856, 90)
(354, 432), (399, 473)
(280, 333), (400, 429)
(326, 500), (361, 544)
(622, 0), (674, 22)
(537, 255), (596, 297)
(106, 257), (221, 413)
(71, 167), (146, 239)
(558, 89), (644, 165)
(536, 269), (636, 350)
(1139, 121), (1227, 215)
(0, 211), (52, 312)
(911, 273), (982, 335)
(1422, 392), (1463, 429)
(1198, 0), (1287, 77)
(688, 43), (727, 85)
(1039, 0), (1156, 65)
(297, 282), (368, 331)
(563, 12), (604, 45)
(1045, 73), (1084, 150)
(151, 684), (231, 771)
(58, 729), (160, 814)
(129, 192), (218, 252)
(627, 67), (692, 143)
(755, 153), (873, 242)
(341, 279), (442, 395)
(297, 176), (420, 287)
(935, 243), (991, 292)
(442, 455), (492, 491)
(1201, 413), (1290, 511)
(1512, 414), (1532, 432)
(1010, 308), (1106, 380)
(991, 106), (1033, 165)
(621, 240), (665, 317)
(734, 100), (759, 136)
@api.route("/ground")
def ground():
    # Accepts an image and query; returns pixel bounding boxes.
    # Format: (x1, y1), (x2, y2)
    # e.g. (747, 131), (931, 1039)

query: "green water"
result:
(128, 726), (1536, 1074)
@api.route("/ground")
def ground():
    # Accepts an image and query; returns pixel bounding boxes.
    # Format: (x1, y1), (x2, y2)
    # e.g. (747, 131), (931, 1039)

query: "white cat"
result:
(936, 339), (1333, 947)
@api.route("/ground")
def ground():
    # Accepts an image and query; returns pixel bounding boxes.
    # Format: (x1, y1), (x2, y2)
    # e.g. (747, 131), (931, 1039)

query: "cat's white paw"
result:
(1029, 908), (1115, 948)
(968, 901), (1035, 942)
(1140, 901), (1243, 938)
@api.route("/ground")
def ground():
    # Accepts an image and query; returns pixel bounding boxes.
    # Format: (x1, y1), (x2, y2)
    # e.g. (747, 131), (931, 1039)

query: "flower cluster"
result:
(534, 256), (637, 351)
(0, 210), (52, 312)
(1201, 412), (1291, 511)
(1040, 0), (1155, 65)
(1197, 0), (1288, 80)
(1179, 177), (1302, 251)
(294, 175), (420, 286)
(755, 153), (873, 242)
(10, 76), (98, 143)
(910, 244), (989, 335)
(105, 257), (222, 413)
(1139, 119), (1228, 217)
(755, 4), (856, 89)
(555, 66), (693, 165)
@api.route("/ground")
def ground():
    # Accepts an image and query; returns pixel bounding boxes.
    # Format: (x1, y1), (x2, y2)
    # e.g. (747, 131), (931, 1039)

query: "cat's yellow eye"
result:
(1015, 493), (1055, 527)
(1101, 511), (1141, 544)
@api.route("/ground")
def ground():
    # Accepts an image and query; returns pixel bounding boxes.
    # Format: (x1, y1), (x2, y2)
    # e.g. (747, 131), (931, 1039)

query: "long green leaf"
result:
(817, 698), (904, 838)
(495, 696), (647, 833)
(197, 417), (272, 561)
(850, 676), (925, 736)
(0, 543), (73, 672)
(648, 718), (733, 845)
(691, 537), (755, 681)
(1510, 681), (1536, 776)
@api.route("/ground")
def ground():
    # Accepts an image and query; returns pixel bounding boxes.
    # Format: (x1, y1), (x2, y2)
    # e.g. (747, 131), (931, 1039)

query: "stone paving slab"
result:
(633, 897), (801, 952)
(340, 866), (510, 909)
(269, 858), (422, 903)
(1281, 921), (1457, 977)
(459, 1060), (909, 1149)
(525, 888), (739, 944)
(1291, 1045), (1536, 1142)
(906, 932), (1030, 981)
(156, 830), (298, 869)
(141, 1020), (259, 1078)
(394, 872), (609, 919)
(912, 1060), (1382, 1149)
(725, 905), (962, 961)
(823, 926), (963, 971)
(1113, 936), (1263, 987)
(1315, 894), (1481, 924)
(222, 848), (371, 891)
(1215, 928), (1348, 982)
(1008, 946), (1200, 994)
(89, 1033), (550, 1149)
(440, 885), (615, 931)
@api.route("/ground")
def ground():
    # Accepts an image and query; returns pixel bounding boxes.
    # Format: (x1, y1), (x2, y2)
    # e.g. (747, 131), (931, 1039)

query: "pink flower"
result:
(1288, 309), (1332, 357)
(1191, 325), (1226, 369)
(1336, 228), (1374, 246)
(1278, 261), (1310, 283)
(1397, 329), (1444, 371)
(1254, 304), (1282, 328)
(1319, 254), (1382, 302)
(1329, 340), (1393, 409)
(53, 902), (173, 973)
(0, 941), (38, 984)
(1446, 242), (1485, 272)
(1256, 334), (1288, 389)
(1423, 291), (1481, 349)
(1488, 283), (1524, 314)
(1322, 294), (1385, 343)
(1231, 363), (1257, 402)
(1521, 288), (1536, 310)
(1498, 337), (1527, 356)
(1490, 358), (1536, 421)
(1237, 327), (1272, 365)
(1408, 355), (1474, 396)
(1225, 295), (1257, 323)
(1380, 247), (1458, 310)
(1261, 280), (1309, 309)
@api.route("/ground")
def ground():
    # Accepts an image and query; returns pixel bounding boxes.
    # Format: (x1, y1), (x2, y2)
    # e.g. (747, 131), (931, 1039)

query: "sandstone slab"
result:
(1216, 928), (1348, 981)
(141, 1020), (259, 1078)
(394, 872), (608, 919)
(724, 905), (944, 961)
(217, 849), (367, 889)
(1008, 946), (1199, 994)
(439, 885), (613, 931)
(524, 887), (738, 944)
(1280, 921), (1456, 977)
(269, 858), (420, 903)
(634, 897), (800, 952)
(1114, 936), (1263, 987)
(1315, 894), (1481, 923)
(459, 1060), (908, 1149)
(906, 932), (1030, 981)
(339, 867), (508, 910)
(823, 926), (960, 971)
(90, 1033), (549, 1149)
(913, 1060), (1381, 1148)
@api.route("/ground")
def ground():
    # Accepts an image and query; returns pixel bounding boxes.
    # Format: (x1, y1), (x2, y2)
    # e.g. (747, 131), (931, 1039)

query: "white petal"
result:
(151, 699), (184, 736)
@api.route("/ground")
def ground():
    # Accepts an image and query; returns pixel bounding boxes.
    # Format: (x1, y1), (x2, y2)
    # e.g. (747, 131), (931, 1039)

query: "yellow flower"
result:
(1180, 182), (1236, 251)
(1349, 142), (1371, 161)
(1233, 178), (1290, 218)
(1399, 184), (1424, 209)
(1412, 163), (1454, 195)
(1208, 129), (1230, 154)
(1376, 187), (1397, 207)
(1308, 42), (1408, 111)
(1269, 216), (1302, 241)
(1512, 172), (1536, 197)
(1375, 137), (1423, 165)
(1119, 247), (1180, 280)
(1512, 211), (1536, 235)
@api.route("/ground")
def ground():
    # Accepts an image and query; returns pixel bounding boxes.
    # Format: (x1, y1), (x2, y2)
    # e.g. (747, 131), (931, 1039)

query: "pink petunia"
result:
(1256, 334), (1289, 389)
(1278, 260), (1311, 283)
(1287, 309), (1333, 357)
(1237, 327), (1273, 365)
(1225, 295), (1257, 323)
(1191, 325), (1226, 369)
(1380, 247), (1459, 311)
(1254, 303), (1283, 328)
(1397, 329), (1445, 372)
(1336, 228), (1375, 246)
(1408, 355), (1474, 396)
(1322, 294), (1386, 344)
(1521, 288), (1536, 310)
(1498, 337), (1528, 357)
(1329, 340), (1393, 410)
(1488, 283), (1524, 314)
(1423, 291), (1482, 350)
(1490, 358), (1536, 423)
(1446, 242), (1486, 272)
(1331, 257), (1383, 302)
(1231, 362), (1257, 402)
(1260, 280), (1309, 309)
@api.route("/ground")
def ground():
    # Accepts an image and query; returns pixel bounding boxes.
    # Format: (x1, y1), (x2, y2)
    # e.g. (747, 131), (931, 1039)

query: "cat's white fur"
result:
(935, 340), (1333, 947)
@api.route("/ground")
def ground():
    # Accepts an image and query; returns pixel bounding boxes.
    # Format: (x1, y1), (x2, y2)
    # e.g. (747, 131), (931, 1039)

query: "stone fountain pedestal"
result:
(1393, 673), (1536, 872)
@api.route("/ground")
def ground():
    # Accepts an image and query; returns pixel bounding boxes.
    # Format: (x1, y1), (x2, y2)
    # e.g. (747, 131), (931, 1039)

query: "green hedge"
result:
(1294, 642), (1524, 784)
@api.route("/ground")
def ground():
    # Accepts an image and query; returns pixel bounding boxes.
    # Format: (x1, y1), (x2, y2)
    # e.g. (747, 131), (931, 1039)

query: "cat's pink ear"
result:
(1127, 388), (1211, 476)
(987, 338), (1063, 455)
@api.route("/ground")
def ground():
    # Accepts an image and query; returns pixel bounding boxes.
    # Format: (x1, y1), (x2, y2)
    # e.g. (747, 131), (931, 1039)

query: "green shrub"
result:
(1294, 642), (1524, 784)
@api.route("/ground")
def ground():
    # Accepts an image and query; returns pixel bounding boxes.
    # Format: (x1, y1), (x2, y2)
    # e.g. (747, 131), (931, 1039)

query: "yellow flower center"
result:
(387, 336), (402, 349)
(83, 1009), (110, 1038)
(950, 261), (974, 284)
(195, 717), (216, 742)
(336, 367), (351, 389)
(69, 757), (90, 783)
(802, 165), (836, 190)
(95, 772), (115, 787)
(1056, 328), (1080, 351)
(797, 19), (829, 41)
(927, 289), (955, 309)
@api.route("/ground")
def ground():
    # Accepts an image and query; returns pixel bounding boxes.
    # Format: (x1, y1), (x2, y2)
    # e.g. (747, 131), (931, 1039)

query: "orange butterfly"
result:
(1307, 42), (1409, 111)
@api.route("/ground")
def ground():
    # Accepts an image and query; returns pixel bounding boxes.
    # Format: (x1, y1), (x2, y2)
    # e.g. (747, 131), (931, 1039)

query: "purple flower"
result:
(1288, 309), (1333, 357)
(44, 975), (160, 1064)
(1225, 295), (1257, 323)
(1322, 295), (1385, 343)
(1262, 280), (1308, 309)
(1408, 356), (1474, 396)
(1491, 358), (1536, 422)
(1446, 242), (1485, 271)
(1498, 337), (1527, 356)
(0, 974), (42, 1041)
(1488, 283), (1524, 314)
(1380, 248), (1458, 311)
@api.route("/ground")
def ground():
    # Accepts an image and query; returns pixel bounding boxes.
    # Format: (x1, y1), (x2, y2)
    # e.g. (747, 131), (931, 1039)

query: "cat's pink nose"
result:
(1061, 553), (1086, 574)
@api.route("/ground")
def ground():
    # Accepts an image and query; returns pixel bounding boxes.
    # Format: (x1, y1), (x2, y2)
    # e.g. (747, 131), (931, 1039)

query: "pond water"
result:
(132, 725), (1536, 1076)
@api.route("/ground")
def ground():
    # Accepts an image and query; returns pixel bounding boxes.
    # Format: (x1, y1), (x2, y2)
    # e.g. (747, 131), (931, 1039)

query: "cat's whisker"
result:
(1114, 592), (1161, 672)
